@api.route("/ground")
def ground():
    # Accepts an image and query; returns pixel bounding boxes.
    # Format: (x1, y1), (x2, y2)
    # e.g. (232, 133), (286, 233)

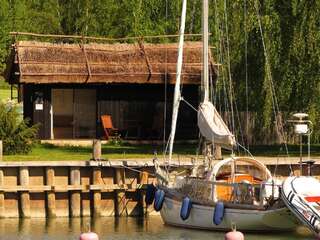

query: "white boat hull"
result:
(282, 176), (320, 234)
(160, 196), (299, 232)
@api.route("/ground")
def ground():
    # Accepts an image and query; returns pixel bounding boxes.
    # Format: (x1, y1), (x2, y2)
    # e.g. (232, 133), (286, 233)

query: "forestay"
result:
(198, 101), (236, 149)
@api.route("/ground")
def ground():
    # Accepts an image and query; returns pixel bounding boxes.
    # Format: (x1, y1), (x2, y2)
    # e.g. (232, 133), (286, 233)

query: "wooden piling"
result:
(92, 140), (101, 160)
(214, 146), (222, 160)
(70, 167), (81, 217)
(19, 167), (30, 218)
(0, 159), (305, 219)
(46, 167), (56, 218)
(93, 167), (102, 217)
(0, 169), (4, 218)
(139, 171), (149, 216)
(115, 168), (126, 216)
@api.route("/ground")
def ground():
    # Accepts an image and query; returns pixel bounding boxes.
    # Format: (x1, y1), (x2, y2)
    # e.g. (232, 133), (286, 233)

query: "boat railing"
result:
(181, 178), (281, 207)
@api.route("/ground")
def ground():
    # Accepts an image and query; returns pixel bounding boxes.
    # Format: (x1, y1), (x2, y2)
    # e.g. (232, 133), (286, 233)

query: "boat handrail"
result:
(207, 156), (272, 182)
(182, 177), (280, 207)
(186, 178), (282, 188)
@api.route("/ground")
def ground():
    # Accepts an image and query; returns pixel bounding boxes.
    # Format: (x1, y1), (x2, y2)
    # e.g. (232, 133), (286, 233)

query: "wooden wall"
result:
(23, 84), (51, 139)
(97, 84), (199, 140)
(0, 161), (159, 218)
(23, 84), (199, 140)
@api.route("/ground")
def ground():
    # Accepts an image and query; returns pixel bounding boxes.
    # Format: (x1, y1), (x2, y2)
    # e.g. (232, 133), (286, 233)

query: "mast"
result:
(168, 0), (187, 162)
(203, 0), (209, 102)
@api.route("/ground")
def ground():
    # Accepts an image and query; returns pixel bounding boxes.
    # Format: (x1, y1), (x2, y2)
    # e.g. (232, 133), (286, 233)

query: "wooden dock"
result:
(0, 159), (317, 218)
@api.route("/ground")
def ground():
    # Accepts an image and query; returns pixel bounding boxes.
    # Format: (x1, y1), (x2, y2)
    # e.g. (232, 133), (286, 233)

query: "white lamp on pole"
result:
(289, 113), (313, 175)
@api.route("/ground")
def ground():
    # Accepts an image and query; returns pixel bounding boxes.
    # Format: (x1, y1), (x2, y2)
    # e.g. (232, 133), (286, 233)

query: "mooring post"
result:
(19, 167), (30, 218)
(115, 168), (126, 216)
(46, 167), (56, 218)
(214, 146), (222, 160)
(0, 140), (2, 161)
(0, 169), (4, 218)
(139, 171), (149, 216)
(92, 140), (101, 160)
(70, 167), (81, 217)
(93, 167), (102, 217)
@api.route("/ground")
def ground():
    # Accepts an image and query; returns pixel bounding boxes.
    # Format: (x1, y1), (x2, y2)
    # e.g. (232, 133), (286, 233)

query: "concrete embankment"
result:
(0, 158), (318, 218)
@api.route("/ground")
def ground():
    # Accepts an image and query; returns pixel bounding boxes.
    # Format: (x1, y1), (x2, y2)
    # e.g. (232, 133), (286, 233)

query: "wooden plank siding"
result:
(97, 84), (199, 140)
(23, 84), (51, 139)
(24, 84), (199, 140)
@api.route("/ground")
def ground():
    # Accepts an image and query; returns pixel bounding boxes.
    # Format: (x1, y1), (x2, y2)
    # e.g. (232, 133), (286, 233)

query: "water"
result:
(0, 216), (315, 240)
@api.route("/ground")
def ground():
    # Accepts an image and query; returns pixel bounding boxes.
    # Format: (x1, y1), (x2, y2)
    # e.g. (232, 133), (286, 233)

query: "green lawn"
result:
(0, 88), (11, 101)
(3, 143), (198, 161)
(3, 142), (320, 161)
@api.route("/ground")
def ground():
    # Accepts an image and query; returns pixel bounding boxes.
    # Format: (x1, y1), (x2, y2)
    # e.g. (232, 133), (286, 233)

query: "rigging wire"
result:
(244, 0), (250, 150)
(163, 0), (168, 151)
(253, 1), (293, 174)
(223, 0), (236, 141)
(221, 0), (246, 154)
(189, 0), (197, 35)
(214, 0), (227, 124)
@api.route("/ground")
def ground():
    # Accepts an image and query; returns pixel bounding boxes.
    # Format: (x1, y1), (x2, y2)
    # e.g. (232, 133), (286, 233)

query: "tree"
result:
(0, 101), (39, 154)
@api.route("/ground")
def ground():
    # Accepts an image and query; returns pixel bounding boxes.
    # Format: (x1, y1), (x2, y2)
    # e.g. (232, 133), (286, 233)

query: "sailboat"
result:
(153, 0), (299, 232)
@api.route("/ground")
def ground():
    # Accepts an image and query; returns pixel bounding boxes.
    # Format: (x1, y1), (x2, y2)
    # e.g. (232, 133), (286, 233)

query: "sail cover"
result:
(198, 101), (236, 149)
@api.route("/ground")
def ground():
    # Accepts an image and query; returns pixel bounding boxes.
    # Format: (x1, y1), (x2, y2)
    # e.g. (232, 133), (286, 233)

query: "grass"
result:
(3, 142), (198, 161)
(3, 142), (320, 161)
(0, 88), (11, 101)
(246, 144), (320, 157)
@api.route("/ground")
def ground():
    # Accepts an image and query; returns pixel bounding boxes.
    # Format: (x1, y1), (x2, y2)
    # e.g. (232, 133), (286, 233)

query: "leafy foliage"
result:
(0, 0), (319, 142)
(0, 102), (39, 154)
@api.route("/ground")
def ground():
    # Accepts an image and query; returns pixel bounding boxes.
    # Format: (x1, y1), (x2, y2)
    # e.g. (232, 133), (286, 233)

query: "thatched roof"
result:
(4, 40), (216, 85)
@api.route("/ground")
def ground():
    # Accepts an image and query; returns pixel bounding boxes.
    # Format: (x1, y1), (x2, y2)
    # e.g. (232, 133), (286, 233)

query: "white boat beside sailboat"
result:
(282, 176), (320, 235)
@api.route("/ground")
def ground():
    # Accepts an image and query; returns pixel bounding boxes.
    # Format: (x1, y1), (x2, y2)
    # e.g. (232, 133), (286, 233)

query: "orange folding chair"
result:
(101, 115), (118, 140)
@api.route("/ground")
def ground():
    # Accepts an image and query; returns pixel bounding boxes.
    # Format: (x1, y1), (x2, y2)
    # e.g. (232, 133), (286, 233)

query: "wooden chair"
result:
(101, 115), (118, 140)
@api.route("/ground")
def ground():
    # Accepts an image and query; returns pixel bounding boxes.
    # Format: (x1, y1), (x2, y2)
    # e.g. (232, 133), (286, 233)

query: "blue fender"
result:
(180, 197), (192, 221)
(145, 184), (156, 205)
(213, 201), (225, 225)
(154, 189), (165, 211)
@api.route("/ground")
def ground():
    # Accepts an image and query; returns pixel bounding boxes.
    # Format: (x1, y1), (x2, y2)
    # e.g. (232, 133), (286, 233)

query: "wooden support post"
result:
(92, 140), (101, 160)
(139, 171), (149, 216)
(70, 167), (81, 217)
(0, 169), (4, 218)
(19, 167), (30, 218)
(214, 146), (222, 160)
(46, 167), (56, 218)
(115, 168), (126, 217)
(93, 167), (102, 217)
(0, 141), (2, 161)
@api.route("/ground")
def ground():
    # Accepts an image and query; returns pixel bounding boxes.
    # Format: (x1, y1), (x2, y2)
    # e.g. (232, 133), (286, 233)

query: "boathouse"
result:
(4, 40), (217, 140)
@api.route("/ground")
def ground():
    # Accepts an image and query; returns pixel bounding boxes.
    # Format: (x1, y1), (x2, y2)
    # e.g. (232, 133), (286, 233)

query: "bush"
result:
(0, 101), (39, 154)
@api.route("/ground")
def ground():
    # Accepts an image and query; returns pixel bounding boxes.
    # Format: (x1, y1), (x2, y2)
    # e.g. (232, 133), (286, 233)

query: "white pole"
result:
(168, 0), (187, 162)
(50, 103), (54, 140)
(0, 140), (2, 161)
(203, 0), (209, 102)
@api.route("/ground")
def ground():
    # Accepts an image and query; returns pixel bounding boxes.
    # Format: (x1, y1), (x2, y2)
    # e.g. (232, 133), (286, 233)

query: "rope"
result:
(138, 40), (152, 81)
(180, 97), (198, 112)
(10, 31), (204, 42)
(80, 40), (92, 83)
(223, 0), (236, 139)
(237, 142), (254, 159)
(163, 0), (168, 150)
(244, 0), (249, 150)
(254, 1), (293, 174)
(99, 160), (157, 177)
(189, 0), (197, 34)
